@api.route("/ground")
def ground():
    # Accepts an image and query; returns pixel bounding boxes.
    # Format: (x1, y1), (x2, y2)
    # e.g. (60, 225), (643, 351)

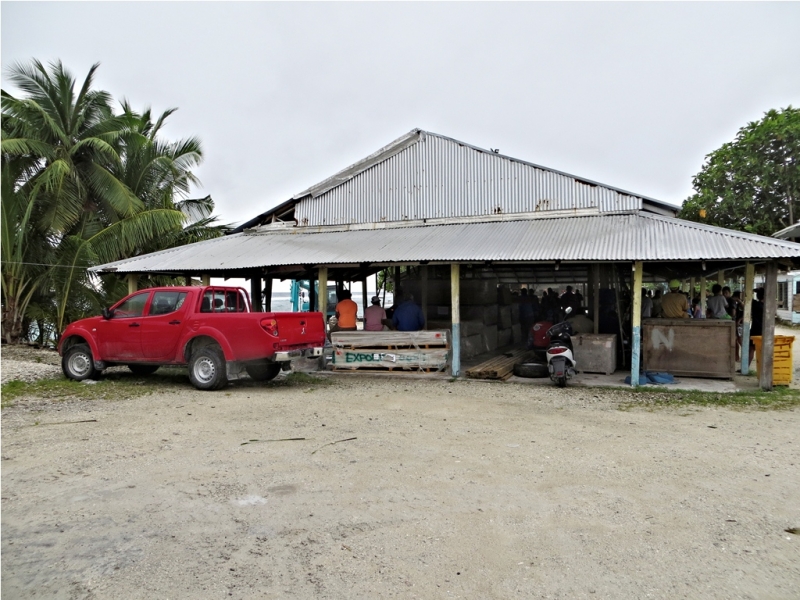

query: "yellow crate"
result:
(751, 335), (795, 385)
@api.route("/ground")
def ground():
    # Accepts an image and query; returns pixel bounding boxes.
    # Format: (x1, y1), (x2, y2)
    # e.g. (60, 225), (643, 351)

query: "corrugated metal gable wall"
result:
(295, 134), (643, 226)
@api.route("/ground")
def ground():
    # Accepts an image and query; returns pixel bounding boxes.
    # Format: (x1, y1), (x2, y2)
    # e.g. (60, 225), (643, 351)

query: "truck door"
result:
(96, 291), (150, 360)
(139, 291), (190, 361)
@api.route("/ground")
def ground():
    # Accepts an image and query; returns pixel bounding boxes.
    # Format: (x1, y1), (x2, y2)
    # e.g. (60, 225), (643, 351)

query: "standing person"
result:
(364, 295), (390, 331)
(519, 288), (535, 343)
(707, 284), (730, 319)
(641, 288), (653, 318)
(748, 288), (766, 365)
(331, 289), (358, 335)
(392, 293), (425, 332)
(560, 286), (577, 312)
(652, 289), (663, 318)
(661, 280), (689, 318)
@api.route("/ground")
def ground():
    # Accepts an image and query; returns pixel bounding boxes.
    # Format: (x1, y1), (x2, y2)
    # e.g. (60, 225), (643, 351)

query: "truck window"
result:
(112, 292), (149, 319)
(148, 291), (187, 316)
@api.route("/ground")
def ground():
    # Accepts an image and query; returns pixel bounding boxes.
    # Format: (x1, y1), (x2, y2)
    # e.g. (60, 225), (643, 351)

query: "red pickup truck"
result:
(58, 286), (326, 390)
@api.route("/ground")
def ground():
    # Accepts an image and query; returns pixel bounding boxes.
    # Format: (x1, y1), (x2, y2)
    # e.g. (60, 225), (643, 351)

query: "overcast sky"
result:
(3, 2), (799, 228)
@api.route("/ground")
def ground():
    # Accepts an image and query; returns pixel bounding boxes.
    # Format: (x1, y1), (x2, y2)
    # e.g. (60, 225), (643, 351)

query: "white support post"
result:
(741, 263), (754, 374)
(761, 262), (778, 390)
(450, 263), (461, 377)
(201, 275), (210, 286)
(699, 276), (707, 319)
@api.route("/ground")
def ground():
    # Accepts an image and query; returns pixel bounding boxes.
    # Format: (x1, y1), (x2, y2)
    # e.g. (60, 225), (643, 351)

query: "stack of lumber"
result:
(331, 330), (449, 372)
(465, 349), (535, 380)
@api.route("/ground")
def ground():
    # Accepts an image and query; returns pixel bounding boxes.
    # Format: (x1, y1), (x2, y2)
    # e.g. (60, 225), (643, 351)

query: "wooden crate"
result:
(573, 334), (617, 375)
(331, 330), (449, 372)
(642, 318), (735, 379)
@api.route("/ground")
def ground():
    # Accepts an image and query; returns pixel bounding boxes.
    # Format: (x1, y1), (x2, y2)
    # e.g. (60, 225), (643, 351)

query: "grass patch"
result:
(618, 386), (800, 411)
(1, 369), (333, 408)
(1, 368), (190, 407)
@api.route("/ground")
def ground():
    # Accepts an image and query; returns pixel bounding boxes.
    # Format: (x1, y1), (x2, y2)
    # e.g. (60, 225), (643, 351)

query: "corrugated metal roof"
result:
(294, 130), (667, 226)
(232, 129), (678, 232)
(93, 213), (800, 274)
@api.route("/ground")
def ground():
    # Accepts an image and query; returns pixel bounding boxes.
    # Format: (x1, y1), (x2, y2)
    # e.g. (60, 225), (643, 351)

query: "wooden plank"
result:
(465, 349), (533, 379)
(332, 330), (449, 349)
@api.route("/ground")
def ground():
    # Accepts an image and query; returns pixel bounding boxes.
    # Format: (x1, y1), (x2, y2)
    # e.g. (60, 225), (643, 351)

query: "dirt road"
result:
(2, 376), (799, 599)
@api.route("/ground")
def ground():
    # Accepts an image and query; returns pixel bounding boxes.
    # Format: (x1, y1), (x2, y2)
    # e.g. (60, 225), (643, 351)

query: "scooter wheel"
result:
(513, 362), (549, 378)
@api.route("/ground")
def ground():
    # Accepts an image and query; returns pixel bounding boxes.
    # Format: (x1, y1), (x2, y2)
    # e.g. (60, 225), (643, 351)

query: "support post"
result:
(361, 276), (368, 314)
(699, 276), (707, 319)
(592, 264), (600, 334)
(184, 273), (193, 286)
(201, 274), (210, 286)
(741, 263), (754, 374)
(250, 274), (262, 312)
(318, 267), (328, 321)
(421, 265), (429, 331)
(309, 273), (316, 313)
(263, 277), (273, 311)
(127, 274), (138, 296)
(718, 270), (725, 287)
(630, 261), (643, 387)
(450, 263), (461, 377)
(394, 266), (401, 296)
(760, 261), (777, 390)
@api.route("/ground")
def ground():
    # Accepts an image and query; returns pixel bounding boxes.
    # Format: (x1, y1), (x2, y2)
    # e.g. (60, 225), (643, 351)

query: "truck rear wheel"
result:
(188, 346), (227, 390)
(62, 344), (99, 381)
(245, 362), (282, 382)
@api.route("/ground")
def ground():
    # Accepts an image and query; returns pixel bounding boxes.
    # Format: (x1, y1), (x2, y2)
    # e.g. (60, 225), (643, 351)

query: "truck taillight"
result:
(260, 318), (279, 336)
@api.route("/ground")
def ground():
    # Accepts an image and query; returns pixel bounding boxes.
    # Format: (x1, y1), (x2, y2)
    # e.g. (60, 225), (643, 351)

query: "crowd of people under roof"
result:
(326, 278), (767, 363)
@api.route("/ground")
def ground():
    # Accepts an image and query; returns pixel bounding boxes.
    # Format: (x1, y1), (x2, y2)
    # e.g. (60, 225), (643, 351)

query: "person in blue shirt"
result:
(392, 293), (425, 331)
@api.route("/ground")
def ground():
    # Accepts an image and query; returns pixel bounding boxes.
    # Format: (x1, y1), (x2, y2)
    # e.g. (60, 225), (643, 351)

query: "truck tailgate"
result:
(273, 312), (326, 350)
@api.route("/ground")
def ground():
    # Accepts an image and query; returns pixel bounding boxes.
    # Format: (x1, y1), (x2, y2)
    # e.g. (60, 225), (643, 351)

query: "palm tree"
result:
(1, 60), (222, 341)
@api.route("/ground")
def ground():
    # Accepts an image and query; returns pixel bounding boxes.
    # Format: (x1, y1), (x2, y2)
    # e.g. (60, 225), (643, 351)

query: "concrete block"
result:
(499, 306), (512, 330)
(481, 325), (498, 353)
(462, 304), (498, 325)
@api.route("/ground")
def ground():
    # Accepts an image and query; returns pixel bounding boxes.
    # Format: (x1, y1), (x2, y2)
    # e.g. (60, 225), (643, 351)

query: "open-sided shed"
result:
(92, 129), (800, 388)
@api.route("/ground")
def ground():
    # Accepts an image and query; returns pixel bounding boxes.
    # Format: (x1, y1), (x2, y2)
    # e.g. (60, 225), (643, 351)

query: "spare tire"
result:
(513, 361), (549, 378)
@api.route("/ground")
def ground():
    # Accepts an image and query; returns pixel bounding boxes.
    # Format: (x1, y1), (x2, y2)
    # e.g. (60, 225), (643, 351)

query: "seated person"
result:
(330, 290), (358, 335)
(364, 296), (391, 331)
(391, 293), (425, 332)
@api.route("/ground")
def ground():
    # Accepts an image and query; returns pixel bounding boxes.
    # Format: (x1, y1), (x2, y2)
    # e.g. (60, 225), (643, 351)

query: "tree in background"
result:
(1, 59), (226, 343)
(680, 107), (799, 236)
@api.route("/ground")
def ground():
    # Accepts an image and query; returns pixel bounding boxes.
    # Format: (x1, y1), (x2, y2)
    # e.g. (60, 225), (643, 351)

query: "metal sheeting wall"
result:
(295, 134), (643, 226)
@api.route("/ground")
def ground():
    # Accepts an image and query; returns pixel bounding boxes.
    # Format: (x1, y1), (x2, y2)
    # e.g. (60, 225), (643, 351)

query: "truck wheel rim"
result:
(69, 352), (91, 377)
(194, 357), (216, 383)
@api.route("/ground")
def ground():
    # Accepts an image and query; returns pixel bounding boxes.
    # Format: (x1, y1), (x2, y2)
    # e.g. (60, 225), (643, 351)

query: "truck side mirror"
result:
(101, 308), (113, 320)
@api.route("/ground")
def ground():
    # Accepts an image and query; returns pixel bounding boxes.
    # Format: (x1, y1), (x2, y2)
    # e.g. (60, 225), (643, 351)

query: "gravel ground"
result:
(1, 350), (799, 599)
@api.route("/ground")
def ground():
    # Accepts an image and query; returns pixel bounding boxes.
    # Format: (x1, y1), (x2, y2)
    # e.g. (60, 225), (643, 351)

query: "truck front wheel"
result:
(62, 344), (99, 381)
(188, 346), (228, 390)
(245, 361), (282, 382)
